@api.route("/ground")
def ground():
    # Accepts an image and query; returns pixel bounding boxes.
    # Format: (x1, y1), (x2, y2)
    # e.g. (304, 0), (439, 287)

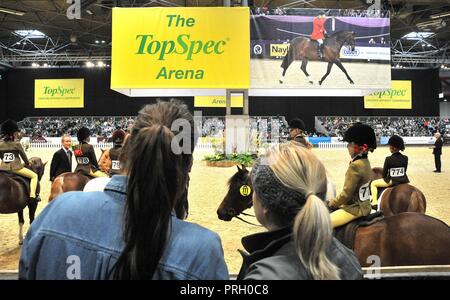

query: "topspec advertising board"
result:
(111, 7), (250, 96)
(34, 79), (84, 108)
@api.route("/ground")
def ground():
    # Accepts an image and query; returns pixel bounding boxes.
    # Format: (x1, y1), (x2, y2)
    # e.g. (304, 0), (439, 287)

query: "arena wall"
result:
(1, 68), (440, 131)
(0, 70), (7, 122)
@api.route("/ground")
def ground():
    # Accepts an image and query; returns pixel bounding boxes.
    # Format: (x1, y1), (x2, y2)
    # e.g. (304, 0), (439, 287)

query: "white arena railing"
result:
(28, 142), (113, 149)
(317, 142), (348, 149)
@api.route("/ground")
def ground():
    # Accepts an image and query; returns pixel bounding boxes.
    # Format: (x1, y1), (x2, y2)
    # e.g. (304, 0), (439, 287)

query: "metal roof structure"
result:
(0, 0), (449, 69)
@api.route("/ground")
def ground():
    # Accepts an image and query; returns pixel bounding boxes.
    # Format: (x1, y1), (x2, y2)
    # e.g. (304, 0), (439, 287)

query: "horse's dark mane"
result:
(330, 31), (353, 41)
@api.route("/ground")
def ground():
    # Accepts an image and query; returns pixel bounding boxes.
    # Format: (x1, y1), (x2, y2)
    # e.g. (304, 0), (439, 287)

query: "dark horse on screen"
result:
(280, 31), (356, 86)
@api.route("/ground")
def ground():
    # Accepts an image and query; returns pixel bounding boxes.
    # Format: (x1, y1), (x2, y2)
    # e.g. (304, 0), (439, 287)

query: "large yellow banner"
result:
(194, 95), (243, 107)
(111, 7), (249, 90)
(34, 79), (84, 108)
(364, 80), (412, 109)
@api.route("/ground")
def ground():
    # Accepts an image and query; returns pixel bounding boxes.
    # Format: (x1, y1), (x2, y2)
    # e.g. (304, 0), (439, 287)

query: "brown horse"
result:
(0, 157), (46, 244)
(48, 172), (90, 201)
(280, 31), (356, 85)
(372, 167), (426, 217)
(217, 166), (450, 267)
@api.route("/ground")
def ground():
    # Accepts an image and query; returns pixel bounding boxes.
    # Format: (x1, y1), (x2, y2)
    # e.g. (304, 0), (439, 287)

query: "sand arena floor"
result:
(251, 59), (391, 89)
(1, 146), (449, 274)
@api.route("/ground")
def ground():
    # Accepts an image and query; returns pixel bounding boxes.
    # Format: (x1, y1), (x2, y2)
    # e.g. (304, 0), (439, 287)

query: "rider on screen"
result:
(310, 12), (328, 59)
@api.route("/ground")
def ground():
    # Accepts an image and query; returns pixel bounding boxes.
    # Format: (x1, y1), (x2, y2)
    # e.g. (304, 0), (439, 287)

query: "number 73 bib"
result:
(2, 153), (15, 163)
(359, 181), (371, 202)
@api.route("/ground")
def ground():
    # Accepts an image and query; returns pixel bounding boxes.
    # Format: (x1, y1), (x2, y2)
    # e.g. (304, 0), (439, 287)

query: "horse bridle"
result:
(233, 174), (262, 227)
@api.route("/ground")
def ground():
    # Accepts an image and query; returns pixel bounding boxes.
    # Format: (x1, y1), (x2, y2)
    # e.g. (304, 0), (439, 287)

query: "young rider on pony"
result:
(0, 120), (39, 202)
(98, 129), (127, 177)
(327, 123), (376, 228)
(74, 127), (107, 178)
(370, 135), (409, 207)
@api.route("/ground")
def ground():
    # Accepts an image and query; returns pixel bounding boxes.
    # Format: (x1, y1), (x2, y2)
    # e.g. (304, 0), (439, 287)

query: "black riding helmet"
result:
(388, 135), (405, 151)
(343, 122), (377, 151)
(1, 119), (19, 136)
(77, 127), (91, 142)
(288, 118), (306, 132)
(112, 129), (126, 145)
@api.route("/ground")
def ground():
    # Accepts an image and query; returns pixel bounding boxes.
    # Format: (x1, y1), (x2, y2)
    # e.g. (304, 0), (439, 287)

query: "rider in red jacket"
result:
(311, 13), (328, 59)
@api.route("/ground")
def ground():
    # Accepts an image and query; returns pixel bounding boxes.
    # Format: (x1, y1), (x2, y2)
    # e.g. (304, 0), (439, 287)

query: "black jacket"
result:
(74, 143), (99, 175)
(433, 138), (443, 155)
(382, 152), (409, 185)
(237, 226), (363, 280)
(49, 148), (72, 181)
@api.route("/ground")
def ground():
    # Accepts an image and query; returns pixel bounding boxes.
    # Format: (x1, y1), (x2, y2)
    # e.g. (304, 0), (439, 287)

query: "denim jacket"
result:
(19, 175), (229, 280)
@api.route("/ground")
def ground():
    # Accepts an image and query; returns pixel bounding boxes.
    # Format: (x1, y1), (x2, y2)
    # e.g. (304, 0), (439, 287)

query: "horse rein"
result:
(234, 176), (262, 226)
(235, 215), (262, 227)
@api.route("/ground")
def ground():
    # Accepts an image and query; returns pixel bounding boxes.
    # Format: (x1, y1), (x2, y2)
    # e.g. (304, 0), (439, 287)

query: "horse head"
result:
(333, 31), (356, 51)
(28, 157), (46, 181)
(217, 165), (253, 221)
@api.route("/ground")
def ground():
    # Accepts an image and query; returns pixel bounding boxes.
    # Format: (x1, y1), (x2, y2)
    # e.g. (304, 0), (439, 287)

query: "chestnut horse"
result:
(48, 172), (90, 201)
(372, 167), (426, 217)
(0, 157), (46, 244)
(48, 149), (110, 201)
(280, 31), (356, 85)
(217, 166), (450, 267)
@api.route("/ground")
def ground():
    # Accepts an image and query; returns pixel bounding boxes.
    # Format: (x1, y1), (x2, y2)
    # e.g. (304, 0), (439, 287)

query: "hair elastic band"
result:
(305, 192), (315, 199)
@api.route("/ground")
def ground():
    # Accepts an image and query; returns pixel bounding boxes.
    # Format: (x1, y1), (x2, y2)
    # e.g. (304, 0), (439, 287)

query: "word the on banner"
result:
(111, 7), (249, 90)
(34, 79), (84, 108)
(364, 80), (412, 109)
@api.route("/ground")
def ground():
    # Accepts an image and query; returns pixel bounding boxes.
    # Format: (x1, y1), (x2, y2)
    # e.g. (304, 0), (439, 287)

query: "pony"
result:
(0, 157), (46, 244)
(372, 167), (426, 217)
(217, 166), (450, 267)
(280, 31), (356, 85)
(48, 172), (90, 201)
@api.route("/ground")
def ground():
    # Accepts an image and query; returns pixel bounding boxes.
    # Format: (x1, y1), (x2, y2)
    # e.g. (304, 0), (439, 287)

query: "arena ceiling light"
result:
(402, 32), (434, 40)
(430, 12), (450, 19)
(0, 7), (25, 16)
(14, 30), (46, 39)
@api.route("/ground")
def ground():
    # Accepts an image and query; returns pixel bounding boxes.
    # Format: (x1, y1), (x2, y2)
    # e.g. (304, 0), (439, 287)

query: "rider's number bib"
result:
(389, 167), (405, 177)
(359, 182), (371, 202)
(111, 160), (121, 170)
(76, 157), (89, 165)
(2, 153), (15, 163)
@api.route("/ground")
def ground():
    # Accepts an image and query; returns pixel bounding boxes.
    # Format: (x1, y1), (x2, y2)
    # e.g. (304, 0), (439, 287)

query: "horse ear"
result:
(236, 165), (242, 172)
(43, 161), (48, 168)
(241, 164), (247, 171)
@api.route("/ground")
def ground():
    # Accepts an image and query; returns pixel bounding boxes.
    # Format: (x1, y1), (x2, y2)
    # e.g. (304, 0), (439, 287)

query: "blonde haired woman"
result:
(237, 142), (362, 280)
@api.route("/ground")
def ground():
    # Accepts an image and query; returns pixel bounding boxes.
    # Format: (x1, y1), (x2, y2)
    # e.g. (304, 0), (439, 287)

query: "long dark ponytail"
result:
(111, 99), (196, 279)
